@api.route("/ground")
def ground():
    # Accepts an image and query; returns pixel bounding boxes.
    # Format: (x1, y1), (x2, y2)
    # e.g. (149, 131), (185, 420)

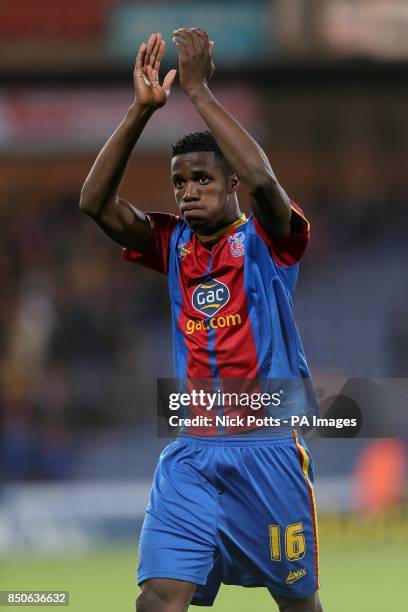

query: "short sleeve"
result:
(121, 212), (179, 275)
(253, 201), (310, 266)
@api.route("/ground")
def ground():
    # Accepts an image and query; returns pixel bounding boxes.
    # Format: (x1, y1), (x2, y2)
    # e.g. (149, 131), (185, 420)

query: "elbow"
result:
(79, 186), (98, 217)
(79, 187), (90, 214)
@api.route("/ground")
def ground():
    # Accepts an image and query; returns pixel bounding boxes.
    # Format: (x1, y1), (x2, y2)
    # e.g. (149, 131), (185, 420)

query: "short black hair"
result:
(171, 130), (232, 176)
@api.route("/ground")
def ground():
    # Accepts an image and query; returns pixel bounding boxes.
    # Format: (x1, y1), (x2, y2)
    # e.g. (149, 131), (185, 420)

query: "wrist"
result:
(185, 83), (211, 102)
(127, 102), (155, 121)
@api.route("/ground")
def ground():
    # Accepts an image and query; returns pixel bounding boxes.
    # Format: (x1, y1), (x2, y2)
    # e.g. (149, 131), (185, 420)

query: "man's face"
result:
(171, 151), (235, 233)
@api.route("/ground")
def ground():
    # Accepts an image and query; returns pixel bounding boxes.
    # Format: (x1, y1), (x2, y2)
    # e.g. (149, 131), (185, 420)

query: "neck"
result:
(200, 209), (242, 236)
(197, 212), (247, 243)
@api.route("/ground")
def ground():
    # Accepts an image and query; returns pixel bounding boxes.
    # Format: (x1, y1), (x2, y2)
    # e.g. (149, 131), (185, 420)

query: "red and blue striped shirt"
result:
(123, 203), (311, 378)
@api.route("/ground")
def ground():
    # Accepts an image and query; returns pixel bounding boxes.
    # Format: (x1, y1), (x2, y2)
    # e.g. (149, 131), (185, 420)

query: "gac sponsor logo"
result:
(186, 313), (242, 335)
(286, 568), (307, 584)
(192, 277), (230, 317)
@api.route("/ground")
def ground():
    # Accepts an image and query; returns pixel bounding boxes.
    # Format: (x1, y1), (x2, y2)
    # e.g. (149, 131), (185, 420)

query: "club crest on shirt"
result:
(228, 231), (245, 257)
(177, 242), (192, 260)
(192, 277), (230, 317)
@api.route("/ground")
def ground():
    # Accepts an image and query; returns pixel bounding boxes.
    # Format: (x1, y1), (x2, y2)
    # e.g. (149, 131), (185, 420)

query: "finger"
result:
(145, 64), (154, 83)
(172, 35), (187, 48)
(144, 33), (157, 65)
(150, 66), (159, 84)
(149, 32), (162, 68)
(154, 40), (165, 72)
(193, 32), (204, 52)
(173, 28), (193, 44)
(191, 28), (208, 49)
(150, 39), (165, 83)
(135, 42), (147, 74)
(173, 33), (194, 57)
(182, 28), (201, 51)
(194, 27), (209, 37)
(162, 69), (177, 94)
(172, 35), (189, 54)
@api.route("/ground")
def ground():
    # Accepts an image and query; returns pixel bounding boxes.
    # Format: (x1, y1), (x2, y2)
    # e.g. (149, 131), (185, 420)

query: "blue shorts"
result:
(137, 432), (319, 605)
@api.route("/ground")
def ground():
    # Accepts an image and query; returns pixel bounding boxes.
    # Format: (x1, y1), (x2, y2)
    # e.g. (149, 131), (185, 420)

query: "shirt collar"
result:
(197, 213), (247, 243)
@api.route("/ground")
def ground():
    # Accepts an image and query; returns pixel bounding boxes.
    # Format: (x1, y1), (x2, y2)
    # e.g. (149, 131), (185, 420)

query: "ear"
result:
(227, 174), (240, 193)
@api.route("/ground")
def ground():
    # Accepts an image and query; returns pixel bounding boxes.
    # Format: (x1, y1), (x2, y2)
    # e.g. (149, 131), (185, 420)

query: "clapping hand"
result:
(133, 32), (177, 110)
(173, 28), (215, 95)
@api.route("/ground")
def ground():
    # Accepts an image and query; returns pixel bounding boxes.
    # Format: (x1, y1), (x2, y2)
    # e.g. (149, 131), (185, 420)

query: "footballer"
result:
(80, 28), (322, 612)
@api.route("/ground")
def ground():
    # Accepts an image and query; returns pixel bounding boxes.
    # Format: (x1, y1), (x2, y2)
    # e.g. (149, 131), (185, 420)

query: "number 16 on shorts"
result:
(269, 522), (306, 561)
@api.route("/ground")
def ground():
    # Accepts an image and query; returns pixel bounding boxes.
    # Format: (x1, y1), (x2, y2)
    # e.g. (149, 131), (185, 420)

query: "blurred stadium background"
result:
(1, 1), (407, 610)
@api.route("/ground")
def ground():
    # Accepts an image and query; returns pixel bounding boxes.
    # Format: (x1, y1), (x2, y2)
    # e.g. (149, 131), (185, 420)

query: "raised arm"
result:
(173, 28), (291, 236)
(79, 33), (177, 250)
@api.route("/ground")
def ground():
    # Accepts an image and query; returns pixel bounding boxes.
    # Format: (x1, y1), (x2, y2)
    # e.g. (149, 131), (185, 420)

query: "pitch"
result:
(2, 539), (404, 611)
